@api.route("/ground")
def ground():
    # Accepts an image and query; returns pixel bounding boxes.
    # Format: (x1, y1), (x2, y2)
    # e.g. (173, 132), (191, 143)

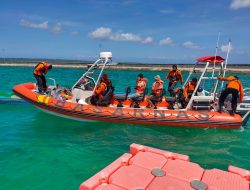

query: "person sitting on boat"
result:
(102, 73), (113, 92)
(128, 73), (148, 100)
(128, 73), (148, 107)
(165, 64), (183, 97)
(33, 61), (52, 94)
(147, 75), (164, 108)
(183, 77), (198, 101)
(217, 75), (244, 116)
(90, 74), (114, 106)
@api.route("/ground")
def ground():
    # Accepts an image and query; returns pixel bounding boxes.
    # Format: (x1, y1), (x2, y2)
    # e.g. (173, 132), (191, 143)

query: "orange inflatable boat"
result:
(79, 143), (250, 190)
(13, 52), (250, 129)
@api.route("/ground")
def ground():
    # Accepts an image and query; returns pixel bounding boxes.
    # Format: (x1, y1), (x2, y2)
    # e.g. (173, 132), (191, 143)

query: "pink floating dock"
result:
(79, 144), (250, 190)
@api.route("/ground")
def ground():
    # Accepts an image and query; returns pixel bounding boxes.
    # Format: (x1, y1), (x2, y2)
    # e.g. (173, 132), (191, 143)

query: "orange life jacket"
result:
(95, 82), (107, 99)
(34, 62), (51, 76)
(103, 79), (113, 91)
(220, 76), (244, 102)
(184, 81), (197, 99)
(166, 69), (183, 83)
(135, 78), (148, 94)
(152, 80), (164, 96)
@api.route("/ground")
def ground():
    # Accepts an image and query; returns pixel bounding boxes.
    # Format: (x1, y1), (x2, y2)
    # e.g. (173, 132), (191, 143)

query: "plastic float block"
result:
(130, 143), (189, 161)
(79, 144), (250, 190)
(129, 151), (167, 170)
(79, 153), (132, 190)
(201, 168), (249, 190)
(109, 165), (154, 189)
(147, 175), (194, 190)
(162, 159), (204, 182)
(95, 184), (125, 190)
(228, 165), (250, 181)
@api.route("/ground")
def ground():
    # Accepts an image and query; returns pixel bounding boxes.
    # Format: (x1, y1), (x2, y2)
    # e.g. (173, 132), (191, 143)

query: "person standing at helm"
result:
(183, 77), (198, 101)
(33, 61), (52, 94)
(128, 73), (148, 99)
(217, 75), (244, 116)
(165, 65), (183, 97)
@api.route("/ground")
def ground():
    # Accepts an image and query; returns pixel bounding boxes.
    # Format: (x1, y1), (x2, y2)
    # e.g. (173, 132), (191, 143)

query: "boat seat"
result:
(130, 95), (145, 103)
(114, 87), (131, 107)
(114, 94), (126, 101)
(165, 96), (176, 103)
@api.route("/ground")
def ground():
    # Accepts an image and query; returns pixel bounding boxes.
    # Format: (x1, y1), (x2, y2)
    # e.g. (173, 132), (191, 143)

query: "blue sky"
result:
(1, 0), (250, 63)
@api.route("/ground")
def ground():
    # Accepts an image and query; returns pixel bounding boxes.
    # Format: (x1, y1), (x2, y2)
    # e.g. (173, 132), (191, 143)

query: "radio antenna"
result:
(221, 39), (231, 89)
(211, 32), (220, 78)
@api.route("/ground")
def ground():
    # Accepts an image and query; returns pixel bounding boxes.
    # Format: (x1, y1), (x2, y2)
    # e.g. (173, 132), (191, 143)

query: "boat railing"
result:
(185, 57), (225, 110)
(71, 52), (113, 103)
(48, 78), (57, 88)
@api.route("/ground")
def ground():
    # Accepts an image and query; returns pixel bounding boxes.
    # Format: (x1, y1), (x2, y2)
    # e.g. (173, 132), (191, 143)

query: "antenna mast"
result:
(212, 32), (220, 78)
(220, 40), (231, 89)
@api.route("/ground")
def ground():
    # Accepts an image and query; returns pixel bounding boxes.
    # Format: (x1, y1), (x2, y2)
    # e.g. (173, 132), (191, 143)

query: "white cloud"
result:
(111, 32), (141, 42)
(221, 44), (233, 53)
(159, 37), (173, 46)
(182, 41), (200, 49)
(90, 27), (112, 39)
(141, 37), (153, 44)
(230, 0), (250, 9)
(51, 23), (62, 33)
(19, 19), (48, 29)
(89, 27), (151, 44)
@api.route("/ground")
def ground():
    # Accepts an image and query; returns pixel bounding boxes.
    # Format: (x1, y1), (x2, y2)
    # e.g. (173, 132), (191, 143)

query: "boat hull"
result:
(13, 83), (242, 129)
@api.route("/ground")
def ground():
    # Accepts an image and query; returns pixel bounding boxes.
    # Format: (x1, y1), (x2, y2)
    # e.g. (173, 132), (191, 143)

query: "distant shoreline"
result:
(1, 63), (250, 73)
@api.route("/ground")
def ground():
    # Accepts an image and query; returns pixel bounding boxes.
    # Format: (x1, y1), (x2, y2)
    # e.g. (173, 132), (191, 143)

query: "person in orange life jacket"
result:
(147, 75), (164, 108)
(165, 65), (183, 97)
(91, 74), (113, 106)
(102, 73), (113, 92)
(217, 75), (244, 116)
(33, 61), (52, 93)
(183, 77), (198, 101)
(128, 73), (148, 99)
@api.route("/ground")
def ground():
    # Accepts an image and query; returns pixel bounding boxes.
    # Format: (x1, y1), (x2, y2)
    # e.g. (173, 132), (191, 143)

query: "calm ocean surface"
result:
(1, 66), (250, 190)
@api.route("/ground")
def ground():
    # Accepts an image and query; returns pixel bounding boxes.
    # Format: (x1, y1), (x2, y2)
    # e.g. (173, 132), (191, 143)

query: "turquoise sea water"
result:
(1, 66), (250, 190)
